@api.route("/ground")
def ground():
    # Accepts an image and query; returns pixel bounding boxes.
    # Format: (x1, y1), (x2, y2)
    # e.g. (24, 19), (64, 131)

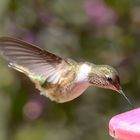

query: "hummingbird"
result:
(0, 37), (132, 106)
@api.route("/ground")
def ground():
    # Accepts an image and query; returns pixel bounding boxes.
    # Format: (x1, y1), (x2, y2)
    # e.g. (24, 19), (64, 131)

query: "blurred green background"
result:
(0, 0), (140, 140)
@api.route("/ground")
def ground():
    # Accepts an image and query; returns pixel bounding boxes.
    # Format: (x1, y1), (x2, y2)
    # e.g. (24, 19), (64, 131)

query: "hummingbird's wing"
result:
(0, 37), (74, 84)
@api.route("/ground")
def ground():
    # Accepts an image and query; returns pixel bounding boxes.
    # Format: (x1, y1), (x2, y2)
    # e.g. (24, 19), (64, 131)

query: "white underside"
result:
(76, 64), (91, 82)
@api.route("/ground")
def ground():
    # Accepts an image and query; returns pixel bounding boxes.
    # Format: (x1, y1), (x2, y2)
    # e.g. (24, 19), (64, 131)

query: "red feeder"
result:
(109, 108), (140, 140)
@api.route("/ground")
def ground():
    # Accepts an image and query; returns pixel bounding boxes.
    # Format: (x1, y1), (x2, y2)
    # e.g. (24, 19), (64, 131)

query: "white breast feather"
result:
(76, 64), (91, 82)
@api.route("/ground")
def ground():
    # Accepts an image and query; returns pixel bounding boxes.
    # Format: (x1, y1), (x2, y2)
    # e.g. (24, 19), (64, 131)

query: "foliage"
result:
(0, 0), (140, 140)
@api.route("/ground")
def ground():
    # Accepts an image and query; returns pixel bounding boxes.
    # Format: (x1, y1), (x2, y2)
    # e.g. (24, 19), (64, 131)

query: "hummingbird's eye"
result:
(107, 77), (113, 82)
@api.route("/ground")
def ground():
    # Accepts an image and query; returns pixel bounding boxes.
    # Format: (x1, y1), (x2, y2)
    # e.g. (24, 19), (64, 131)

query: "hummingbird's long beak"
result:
(119, 90), (134, 108)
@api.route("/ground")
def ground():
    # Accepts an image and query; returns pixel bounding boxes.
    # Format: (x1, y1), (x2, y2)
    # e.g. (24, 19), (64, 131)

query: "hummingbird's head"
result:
(89, 65), (121, 91)
(89, 65), (133, 107)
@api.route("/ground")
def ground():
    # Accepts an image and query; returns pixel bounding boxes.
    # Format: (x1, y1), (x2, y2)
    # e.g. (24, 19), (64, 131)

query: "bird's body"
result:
(0, 37), (132, 105)
(10, 60), (92, 103)
(41, 63), (90, 103)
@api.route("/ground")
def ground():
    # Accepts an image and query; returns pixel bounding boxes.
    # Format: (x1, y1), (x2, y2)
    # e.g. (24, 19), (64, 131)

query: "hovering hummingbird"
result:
(0, 37), (132, 106)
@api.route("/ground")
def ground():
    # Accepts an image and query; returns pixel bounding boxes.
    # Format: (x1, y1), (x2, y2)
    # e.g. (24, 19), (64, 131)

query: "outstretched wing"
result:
(0, 37), (73, 84)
